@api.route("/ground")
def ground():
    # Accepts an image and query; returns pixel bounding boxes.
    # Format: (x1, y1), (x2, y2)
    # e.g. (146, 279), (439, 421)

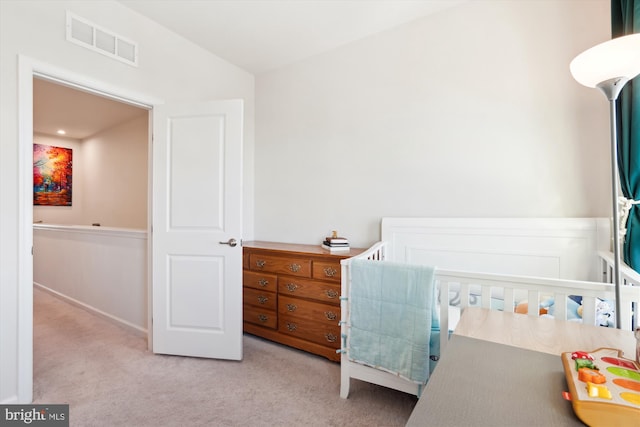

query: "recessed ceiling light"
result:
(56, 129), (66, 135)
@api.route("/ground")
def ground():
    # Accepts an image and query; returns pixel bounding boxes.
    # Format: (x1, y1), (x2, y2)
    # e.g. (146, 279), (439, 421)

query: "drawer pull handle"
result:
(286, 322), (297, 332)
(323, 267), (337, 277)
(324, 311), (337, 321)
(286, 283), (298, 292)
(255, 259), (266, 268)
(325, 333), (337, 343)
(257, 314), (268, 323)
(286, 303), (297, 312)
(288, 263), (301, 272)
(325, 289), (339, 299)
(257, 295), (269, 304)
(258, 278), (269, 287)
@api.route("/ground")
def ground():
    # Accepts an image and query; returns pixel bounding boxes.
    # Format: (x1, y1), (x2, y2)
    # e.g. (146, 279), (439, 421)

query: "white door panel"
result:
(152, 100), (243, 360)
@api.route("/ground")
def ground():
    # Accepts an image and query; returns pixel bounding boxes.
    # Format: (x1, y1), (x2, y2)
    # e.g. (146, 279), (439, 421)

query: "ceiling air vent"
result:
(66, 12), (138, 67)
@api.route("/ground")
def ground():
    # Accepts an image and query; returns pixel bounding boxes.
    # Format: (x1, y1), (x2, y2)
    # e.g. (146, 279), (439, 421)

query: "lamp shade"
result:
(570, 33), (640, 88)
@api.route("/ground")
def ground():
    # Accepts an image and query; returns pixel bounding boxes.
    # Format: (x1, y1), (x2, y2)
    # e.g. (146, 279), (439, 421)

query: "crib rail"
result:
(596, 250), (640, 335)
(341, 243), (640, 358)
(435, 270), (640, 355)
(339, 241), (640, 398)
(598, 250), (640, 286)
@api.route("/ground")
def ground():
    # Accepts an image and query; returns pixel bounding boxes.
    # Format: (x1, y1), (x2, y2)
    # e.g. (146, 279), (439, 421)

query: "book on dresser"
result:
(322, 235), (350, 252)
(321, 242), (350, 252)
(242, 241), (364, 361)
(325, 237), (349, 245)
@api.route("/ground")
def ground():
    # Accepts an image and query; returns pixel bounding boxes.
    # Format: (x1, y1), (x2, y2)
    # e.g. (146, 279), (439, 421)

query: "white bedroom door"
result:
(152, 99), (243, 360)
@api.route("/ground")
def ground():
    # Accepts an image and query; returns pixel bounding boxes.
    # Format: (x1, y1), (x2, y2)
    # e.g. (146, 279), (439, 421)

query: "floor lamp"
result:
(570, 33), (640, 329)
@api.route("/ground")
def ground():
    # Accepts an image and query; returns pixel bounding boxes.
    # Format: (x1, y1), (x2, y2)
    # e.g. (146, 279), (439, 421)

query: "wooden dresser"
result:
(242, 241), (364, 361)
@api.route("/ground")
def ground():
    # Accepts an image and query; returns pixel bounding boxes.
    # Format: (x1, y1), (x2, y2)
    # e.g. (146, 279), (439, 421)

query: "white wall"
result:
(33, 225), (147, 332)
(82, 114), (148, 228)
(255, 0), (612, 248)
(34, 114), (148, 228)
(0, 0), (254, 404)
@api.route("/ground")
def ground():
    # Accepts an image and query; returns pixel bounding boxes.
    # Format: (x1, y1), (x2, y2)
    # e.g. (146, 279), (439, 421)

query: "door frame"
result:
(17, 55), (160, 402)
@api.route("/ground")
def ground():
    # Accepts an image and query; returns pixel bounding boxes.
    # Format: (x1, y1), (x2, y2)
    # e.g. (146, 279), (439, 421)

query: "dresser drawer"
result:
(279, 314), (340, 347)
(249, 254), (311, 277)
(242, 242), (364, 361)
(278, 276), (340, 305)
(278, 295), (340, 324)
(243, 271), (278, 292)
(243, 287), (276, 310)
(244, 305), (277, 329)
(312, 260), (341, 282)
(243, 251), (249, 270)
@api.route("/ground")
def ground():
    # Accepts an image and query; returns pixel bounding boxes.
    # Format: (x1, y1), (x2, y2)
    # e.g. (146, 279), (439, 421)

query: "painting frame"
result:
(33, 143), (73, 206)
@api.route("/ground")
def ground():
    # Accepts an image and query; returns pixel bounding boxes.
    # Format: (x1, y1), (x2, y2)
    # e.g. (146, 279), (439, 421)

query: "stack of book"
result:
(322, 235), (350, 252)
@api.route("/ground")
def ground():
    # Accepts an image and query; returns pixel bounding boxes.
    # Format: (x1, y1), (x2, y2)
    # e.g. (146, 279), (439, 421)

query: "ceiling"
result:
(34, 1), (464, 139)
(33, 78), (147, 140)
(118, 0), (465, 75)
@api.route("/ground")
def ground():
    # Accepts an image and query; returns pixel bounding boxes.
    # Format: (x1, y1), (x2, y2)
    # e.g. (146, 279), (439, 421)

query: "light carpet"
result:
(33, 287), (417, 426)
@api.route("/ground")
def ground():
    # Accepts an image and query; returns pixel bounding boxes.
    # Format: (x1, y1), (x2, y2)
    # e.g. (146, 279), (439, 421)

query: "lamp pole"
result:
(596, 76), (628, 329)
(570, 33), (640, 330)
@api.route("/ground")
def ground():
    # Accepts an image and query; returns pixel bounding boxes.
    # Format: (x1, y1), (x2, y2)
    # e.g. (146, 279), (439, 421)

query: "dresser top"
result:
(242, 240), (365, 258)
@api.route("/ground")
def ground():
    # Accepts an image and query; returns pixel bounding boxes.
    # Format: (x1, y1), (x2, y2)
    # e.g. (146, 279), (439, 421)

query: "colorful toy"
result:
(515, 297), (616, 327)
(595, 299), (615, 328)
(575, 358), (598, 371)
(572, 351), (594, 360)
(515, 297), (582, 320)
(586, 382), (612, 399)
(514, 300), (548, 315)
(578, 368), (606, 384)
(562, 348), (640, 427)
(572, 297), (615, 327)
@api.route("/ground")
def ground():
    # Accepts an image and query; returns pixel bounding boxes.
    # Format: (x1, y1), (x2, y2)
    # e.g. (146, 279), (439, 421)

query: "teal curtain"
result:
(612, 0), (640, 271)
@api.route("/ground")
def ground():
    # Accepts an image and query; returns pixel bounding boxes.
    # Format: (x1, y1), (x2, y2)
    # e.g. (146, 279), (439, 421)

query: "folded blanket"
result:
(348, 259), (437, 384)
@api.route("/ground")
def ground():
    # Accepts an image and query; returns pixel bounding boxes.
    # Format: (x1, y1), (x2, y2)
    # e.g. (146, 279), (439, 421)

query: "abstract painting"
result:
(33, 144), (73, 206)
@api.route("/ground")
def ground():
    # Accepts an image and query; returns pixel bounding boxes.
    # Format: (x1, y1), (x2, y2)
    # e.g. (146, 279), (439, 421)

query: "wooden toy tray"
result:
(562, 348), (640, 427)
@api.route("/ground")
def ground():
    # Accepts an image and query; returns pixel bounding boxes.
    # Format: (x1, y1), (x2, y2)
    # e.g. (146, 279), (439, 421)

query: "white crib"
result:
(339, 218), (640, 399)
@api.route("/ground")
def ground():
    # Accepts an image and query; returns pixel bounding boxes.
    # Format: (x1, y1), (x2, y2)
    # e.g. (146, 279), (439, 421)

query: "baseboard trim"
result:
(1, 395), (19, 404)
(33, 282), (148, 338)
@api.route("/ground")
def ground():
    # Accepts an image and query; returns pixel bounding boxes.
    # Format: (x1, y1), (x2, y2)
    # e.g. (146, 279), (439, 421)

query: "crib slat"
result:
(581, 296), (596, 326)
(503, 288), (515, 313)
(527, 290), (539, 316)
(438, 280), (450, 355)
(460, 283), (470, 309)
(481, 286), (491, 309)
(620, 284), (640, 330)
(619, 303), (630, 330)
(553, 293), (567, 321)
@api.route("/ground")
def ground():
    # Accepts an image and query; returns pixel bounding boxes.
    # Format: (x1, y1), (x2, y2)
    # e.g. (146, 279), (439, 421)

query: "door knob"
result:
(219, 238), (238, 247)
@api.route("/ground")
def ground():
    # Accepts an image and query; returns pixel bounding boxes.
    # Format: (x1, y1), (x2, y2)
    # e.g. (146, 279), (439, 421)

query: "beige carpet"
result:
(33, 287), (417, 426)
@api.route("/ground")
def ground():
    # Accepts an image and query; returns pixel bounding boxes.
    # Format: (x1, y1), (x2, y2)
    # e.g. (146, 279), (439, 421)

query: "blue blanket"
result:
(348, 259), (438, 384)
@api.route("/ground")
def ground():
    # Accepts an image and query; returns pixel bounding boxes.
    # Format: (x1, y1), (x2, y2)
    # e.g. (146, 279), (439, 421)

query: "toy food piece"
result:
(606, 366), (640, 381)
(620, 392), (640, 406)
(602, 357), (639, 370)
(575, 358), (598, 371)
(578, 368), (606, 384)
(586, 382), (612, 399)
(613, 378), (640, 392)
(572, 351), (594, 361)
